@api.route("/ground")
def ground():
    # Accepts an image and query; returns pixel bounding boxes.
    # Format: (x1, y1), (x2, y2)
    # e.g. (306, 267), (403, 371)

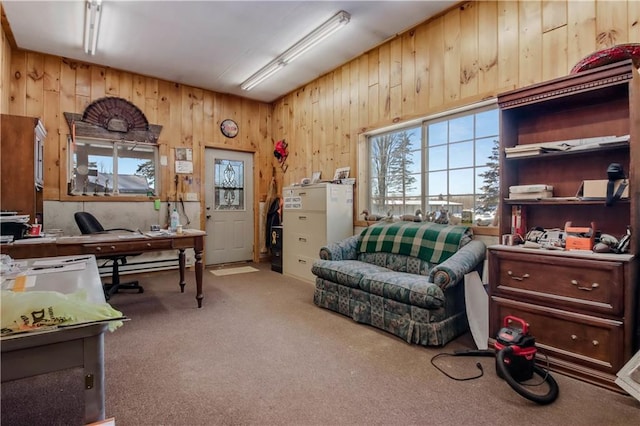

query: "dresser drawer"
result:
(491, 297), (625, 373)
(491, 250), (625, 316)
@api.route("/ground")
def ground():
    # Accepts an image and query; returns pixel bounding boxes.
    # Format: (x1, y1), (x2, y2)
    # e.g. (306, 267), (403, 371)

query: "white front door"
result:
(204, 148), (254, 265)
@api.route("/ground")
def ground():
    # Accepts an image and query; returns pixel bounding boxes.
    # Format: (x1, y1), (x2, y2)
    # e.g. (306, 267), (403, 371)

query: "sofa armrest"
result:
(429, 239), (486, 290)
(319, 235), (359, 261)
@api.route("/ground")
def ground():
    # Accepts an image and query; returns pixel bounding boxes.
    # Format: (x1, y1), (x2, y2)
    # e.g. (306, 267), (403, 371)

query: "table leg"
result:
(83, 333), (105, 423)
(178, 248), (186, 292)
(195, 246), (204, 308)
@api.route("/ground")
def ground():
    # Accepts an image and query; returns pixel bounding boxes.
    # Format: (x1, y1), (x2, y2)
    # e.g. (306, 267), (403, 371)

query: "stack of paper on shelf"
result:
(509, 184), (553, 200)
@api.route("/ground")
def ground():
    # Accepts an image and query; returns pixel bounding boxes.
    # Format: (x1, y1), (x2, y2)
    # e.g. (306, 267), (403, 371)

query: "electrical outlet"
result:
(185, 192), (198, 202)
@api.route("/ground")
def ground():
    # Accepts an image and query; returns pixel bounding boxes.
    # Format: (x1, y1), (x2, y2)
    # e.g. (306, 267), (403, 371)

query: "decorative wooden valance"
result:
(64, 97), (162, 143)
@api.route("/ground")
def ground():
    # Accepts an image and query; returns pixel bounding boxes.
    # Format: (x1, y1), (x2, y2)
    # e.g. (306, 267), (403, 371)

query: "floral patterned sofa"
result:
(311, 221), (486, 346)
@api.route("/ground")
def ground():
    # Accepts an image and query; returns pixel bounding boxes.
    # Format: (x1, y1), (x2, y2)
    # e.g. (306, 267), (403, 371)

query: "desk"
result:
(1, 255), (117, 423)
(1, 229), (206, 308)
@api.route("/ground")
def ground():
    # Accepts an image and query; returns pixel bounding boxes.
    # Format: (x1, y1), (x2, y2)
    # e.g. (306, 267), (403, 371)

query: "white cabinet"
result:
(283, 183), (353, 283)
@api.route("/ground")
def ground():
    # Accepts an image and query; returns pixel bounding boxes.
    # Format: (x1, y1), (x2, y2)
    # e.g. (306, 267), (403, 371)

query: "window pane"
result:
(427, 121), (447, 146)
(116, 144), (154, 195)
(476, 109), (499, 138)
(428, 170), (447, 196)
(449, 168), (474, 195)
(476, 137), (498, 166)
(449, 115), (473, 142)
(449, 141), (473, 168)
(214, 159), (245, 210)
(71, 140), (113, 195)
(428, 145), (447, 171)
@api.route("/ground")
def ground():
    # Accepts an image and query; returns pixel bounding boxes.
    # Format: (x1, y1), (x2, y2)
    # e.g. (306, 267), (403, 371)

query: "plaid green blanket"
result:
(357, 221), (469, 264)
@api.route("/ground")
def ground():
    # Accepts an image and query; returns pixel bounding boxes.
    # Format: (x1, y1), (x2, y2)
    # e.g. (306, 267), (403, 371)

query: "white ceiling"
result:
(3, 1), (458, 103)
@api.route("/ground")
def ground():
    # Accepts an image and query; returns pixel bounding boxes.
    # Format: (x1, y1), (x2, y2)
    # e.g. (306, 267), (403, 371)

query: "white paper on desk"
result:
(464, 271), (489, 350)
(3, 275), (36, 290)
(24, 262), (87, 275)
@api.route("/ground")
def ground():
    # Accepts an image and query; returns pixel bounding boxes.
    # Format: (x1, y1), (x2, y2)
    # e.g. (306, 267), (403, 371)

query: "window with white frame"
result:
(68, 138), (158, 196)
(366, 101), (499, 226)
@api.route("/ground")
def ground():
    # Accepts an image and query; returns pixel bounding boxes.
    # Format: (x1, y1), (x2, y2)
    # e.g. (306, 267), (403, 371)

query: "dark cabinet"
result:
(271, 225), (283, 273)
(1, 114), (46, 224)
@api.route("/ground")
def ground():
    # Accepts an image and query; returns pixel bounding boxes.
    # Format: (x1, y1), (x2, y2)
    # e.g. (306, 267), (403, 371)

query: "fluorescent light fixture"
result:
(241, 10), (350, 91)
(84, 0), (102, 55)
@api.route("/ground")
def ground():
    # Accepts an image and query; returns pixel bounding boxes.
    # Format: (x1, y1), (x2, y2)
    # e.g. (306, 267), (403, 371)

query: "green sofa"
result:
(311, 221), (486, 346)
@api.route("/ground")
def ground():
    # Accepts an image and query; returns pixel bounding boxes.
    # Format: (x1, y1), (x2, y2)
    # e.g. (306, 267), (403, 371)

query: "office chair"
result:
(74, 211), (144, 300)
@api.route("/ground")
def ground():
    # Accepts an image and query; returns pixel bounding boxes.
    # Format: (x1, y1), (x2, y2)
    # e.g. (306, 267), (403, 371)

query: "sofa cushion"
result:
(311, 260), (390, 289)
(359, 271), (445, 309)
(357, 252), (433, 274)
(357, 221), (470, 264)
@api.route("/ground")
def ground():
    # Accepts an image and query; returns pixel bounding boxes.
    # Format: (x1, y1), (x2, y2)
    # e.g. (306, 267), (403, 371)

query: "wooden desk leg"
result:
(178, 248), (186, 292)
(195, 246), (204, 308)
(83, 332), (106, 423)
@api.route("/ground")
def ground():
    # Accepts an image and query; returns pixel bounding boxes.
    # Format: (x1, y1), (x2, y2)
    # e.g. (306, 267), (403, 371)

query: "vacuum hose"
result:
(495, 346), (559, 405)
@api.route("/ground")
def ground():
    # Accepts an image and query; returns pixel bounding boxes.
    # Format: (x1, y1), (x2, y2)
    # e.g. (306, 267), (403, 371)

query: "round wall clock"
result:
(220, 119), (239, 138)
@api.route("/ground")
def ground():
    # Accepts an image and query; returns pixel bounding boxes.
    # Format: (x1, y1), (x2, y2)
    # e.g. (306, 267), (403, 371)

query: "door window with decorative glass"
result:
(214, 159), (245, 210)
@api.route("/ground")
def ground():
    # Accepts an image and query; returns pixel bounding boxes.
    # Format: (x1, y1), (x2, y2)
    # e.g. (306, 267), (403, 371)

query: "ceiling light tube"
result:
(241, 60), (286, 91)
(280, 10), (350, 64)
(84, 0), (102, 55)
(240, 10), (350, 91)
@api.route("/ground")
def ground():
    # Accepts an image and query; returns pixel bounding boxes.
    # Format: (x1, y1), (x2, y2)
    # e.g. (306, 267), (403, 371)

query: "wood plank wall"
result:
(272, 0), (640, 209)
(2, 0), (640, 232)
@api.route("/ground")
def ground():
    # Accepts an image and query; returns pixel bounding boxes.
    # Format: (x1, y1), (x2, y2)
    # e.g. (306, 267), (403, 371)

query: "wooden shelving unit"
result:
(488, 59), (639, 393)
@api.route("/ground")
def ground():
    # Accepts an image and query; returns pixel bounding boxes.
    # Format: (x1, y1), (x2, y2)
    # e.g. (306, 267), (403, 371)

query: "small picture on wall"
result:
(333, 167), (350, 181)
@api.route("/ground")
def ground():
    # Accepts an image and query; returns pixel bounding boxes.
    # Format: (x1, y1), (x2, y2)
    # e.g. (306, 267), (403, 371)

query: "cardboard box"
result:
(577, 179), (629, 199)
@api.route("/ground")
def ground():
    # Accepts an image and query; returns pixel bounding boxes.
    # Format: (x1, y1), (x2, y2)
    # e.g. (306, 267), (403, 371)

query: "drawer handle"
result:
(571, 280), (599, 291)
(95, 247), (102, 252)
(110, 245), (116, 250)
(299, 192), (306, 196)
(507, 271), (530, 281)
(298, 216), (307, 220)
(571, 334), (577, 340)
(298, 237), (307, 243)
(298, 259), (307, 264)
(592, 340), (599, 346)
(147, 243), (152, 247)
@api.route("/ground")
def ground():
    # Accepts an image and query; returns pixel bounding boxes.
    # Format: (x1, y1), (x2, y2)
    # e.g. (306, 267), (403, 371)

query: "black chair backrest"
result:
(74, 212), (105, 234)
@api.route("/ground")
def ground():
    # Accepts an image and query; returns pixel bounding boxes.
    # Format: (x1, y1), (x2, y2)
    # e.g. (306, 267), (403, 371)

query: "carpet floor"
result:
(2, 262), (639, 425)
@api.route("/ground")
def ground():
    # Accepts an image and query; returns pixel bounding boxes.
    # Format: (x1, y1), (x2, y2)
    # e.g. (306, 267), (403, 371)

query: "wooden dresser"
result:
(489, 245), (636, 392)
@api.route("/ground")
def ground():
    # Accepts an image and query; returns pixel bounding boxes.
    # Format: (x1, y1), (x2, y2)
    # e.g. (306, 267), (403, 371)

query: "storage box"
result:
(509, 184), (553, 194)
(578, 179), (629, 199)
(565, 221), (595, 251)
